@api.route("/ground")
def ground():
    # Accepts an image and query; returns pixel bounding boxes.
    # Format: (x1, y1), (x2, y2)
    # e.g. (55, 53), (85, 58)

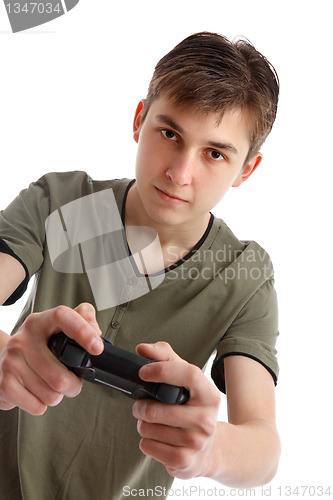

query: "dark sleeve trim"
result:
(0, 238), (30, 305)
(211, 352), (278, 395)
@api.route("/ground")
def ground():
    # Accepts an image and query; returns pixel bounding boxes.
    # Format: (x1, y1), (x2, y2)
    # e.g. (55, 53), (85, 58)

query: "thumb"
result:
(136, 341), (180, 362)
(74, 303), (101, 335)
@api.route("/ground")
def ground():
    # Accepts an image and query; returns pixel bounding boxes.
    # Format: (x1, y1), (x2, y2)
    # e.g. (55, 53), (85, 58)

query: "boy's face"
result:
(131, 95), (261, 232)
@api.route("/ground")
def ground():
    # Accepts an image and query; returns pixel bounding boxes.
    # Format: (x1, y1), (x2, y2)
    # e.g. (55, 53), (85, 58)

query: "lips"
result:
(155, 187), (188, 204)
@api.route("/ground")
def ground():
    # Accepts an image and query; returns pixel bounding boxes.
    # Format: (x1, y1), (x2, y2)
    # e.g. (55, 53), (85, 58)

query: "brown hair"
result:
(142, 32), (279, 162)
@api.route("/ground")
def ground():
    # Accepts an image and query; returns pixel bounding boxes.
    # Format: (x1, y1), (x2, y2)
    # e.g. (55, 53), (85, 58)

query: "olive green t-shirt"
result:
(0, 172), (279, 500)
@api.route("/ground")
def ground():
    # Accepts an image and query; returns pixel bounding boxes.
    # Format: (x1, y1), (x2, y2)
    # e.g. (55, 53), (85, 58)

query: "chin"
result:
(146, 206), (187, 227)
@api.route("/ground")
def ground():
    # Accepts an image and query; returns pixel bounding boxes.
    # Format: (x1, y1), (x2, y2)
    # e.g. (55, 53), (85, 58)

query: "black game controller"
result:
(48, 332), (189, 404)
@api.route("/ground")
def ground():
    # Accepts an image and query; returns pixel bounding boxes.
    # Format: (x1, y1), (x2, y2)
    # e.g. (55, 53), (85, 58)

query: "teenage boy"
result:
(0, 32), (280, 499)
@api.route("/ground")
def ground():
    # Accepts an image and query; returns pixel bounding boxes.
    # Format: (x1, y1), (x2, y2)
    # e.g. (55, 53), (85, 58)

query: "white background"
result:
(0, 1), (332, 498)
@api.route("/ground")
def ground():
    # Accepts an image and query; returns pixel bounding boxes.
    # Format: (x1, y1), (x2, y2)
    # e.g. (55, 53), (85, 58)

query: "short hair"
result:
(142, 32), (279, 163)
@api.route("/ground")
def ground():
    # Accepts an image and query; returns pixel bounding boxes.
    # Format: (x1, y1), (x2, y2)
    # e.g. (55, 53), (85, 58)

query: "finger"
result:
(138, 437), (191, 475)
(26, 350), (83, 398)
(0, 371), (48, 416)
(137, 420), (177, 444)
(133, 399), (200, 429)
(137, 419), (205, 450)
(74, 303), (101, 334)
(18, 361), (67, 407)
(27, 305), (104, 355)
(136, 341), (180, 362)
(138, 357), (217, 404)
(3, 337), (82, 401)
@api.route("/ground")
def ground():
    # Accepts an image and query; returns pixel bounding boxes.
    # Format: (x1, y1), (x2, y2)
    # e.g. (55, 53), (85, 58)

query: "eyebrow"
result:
(207, 141), (239, 156)
(156, 114), (184, 134)
(155, 114), (239, 156)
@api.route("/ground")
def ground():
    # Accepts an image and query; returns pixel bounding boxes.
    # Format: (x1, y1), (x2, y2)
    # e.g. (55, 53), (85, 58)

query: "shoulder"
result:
(26, 172), (133, 213)
(210, 217), (274, 277)
(36, 171), (131, 198)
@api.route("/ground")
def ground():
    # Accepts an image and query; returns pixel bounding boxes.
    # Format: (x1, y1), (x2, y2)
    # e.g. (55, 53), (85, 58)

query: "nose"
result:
(165, 151), (195, 186)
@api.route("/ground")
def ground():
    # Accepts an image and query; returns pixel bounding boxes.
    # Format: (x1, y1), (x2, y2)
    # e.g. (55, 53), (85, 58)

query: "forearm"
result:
(133, 346), (280, 486)
(206, 420), (281, 489)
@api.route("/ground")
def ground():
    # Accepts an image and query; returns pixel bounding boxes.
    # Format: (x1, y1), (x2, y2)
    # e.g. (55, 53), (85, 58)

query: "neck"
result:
(125, 182), (211, 270)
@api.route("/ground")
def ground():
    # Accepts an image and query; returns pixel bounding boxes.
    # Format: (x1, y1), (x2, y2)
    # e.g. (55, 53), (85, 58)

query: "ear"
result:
(232, 152), (263, 187)
(133, 100), (146, 143)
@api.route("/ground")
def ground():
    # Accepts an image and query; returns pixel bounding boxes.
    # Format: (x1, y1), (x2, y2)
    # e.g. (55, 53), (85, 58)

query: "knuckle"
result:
(187, 364), (202, 386)
(144, 402), (159, 422)
(210, 386), (221, 407)
(48, 372), (68, 393)
(0, 362), (13, 386)
(155, 341), (171, 352)
(76, 321), (92, 341)
(6, 334), (25, 354)
(171, 447), (192, 470)
(22, 312), (38, 331)
(52, 305), (71, 324)
(185, 431), (206, 451)
(1, 348), (22, 375)
(137, 419), (148, 437)
(0, 399), (14, 411)
(199, 413), (216, 437)
(0, 374), (16, 400)
(75, 302), (95, 317)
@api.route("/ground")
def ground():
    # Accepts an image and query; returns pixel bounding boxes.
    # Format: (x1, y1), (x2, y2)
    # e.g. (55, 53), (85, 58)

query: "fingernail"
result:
(139, 365), (149, 378)
(68, 386), (82, 398)
(132, 401), (139, 417)
(50, 394), (63, 407)
(90, 337), (103, 354)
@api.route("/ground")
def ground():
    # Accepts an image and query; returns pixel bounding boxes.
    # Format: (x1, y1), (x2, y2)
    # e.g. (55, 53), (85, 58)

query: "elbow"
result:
(260, 430), (281, 486)
(233, 427), (281, 489)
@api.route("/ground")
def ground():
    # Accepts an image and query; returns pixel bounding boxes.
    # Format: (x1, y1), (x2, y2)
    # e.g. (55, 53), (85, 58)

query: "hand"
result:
(0, 303), (103, 415)
(132, 342), (221, 480)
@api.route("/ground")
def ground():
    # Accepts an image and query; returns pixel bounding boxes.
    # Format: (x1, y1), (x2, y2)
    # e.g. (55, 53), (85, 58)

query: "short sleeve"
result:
(211, 278), (279, 394)
(0, 172), (126, 306)
(0, 177), (51, 279)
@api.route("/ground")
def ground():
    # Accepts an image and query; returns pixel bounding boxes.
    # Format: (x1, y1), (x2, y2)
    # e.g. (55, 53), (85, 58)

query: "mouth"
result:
(155, 187), (188, 205)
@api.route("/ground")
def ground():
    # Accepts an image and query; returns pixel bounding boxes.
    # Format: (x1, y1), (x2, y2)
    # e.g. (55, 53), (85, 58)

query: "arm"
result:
(0, 252), (27, 349)
(207, 355), (280, 487)
(0, 252), (26, 309)
(132, 342), (280, 489)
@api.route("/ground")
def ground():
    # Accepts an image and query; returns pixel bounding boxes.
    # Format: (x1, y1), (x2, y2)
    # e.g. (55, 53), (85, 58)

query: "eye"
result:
(161, 129), (178, 141)
(207, 150), (225, 161)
